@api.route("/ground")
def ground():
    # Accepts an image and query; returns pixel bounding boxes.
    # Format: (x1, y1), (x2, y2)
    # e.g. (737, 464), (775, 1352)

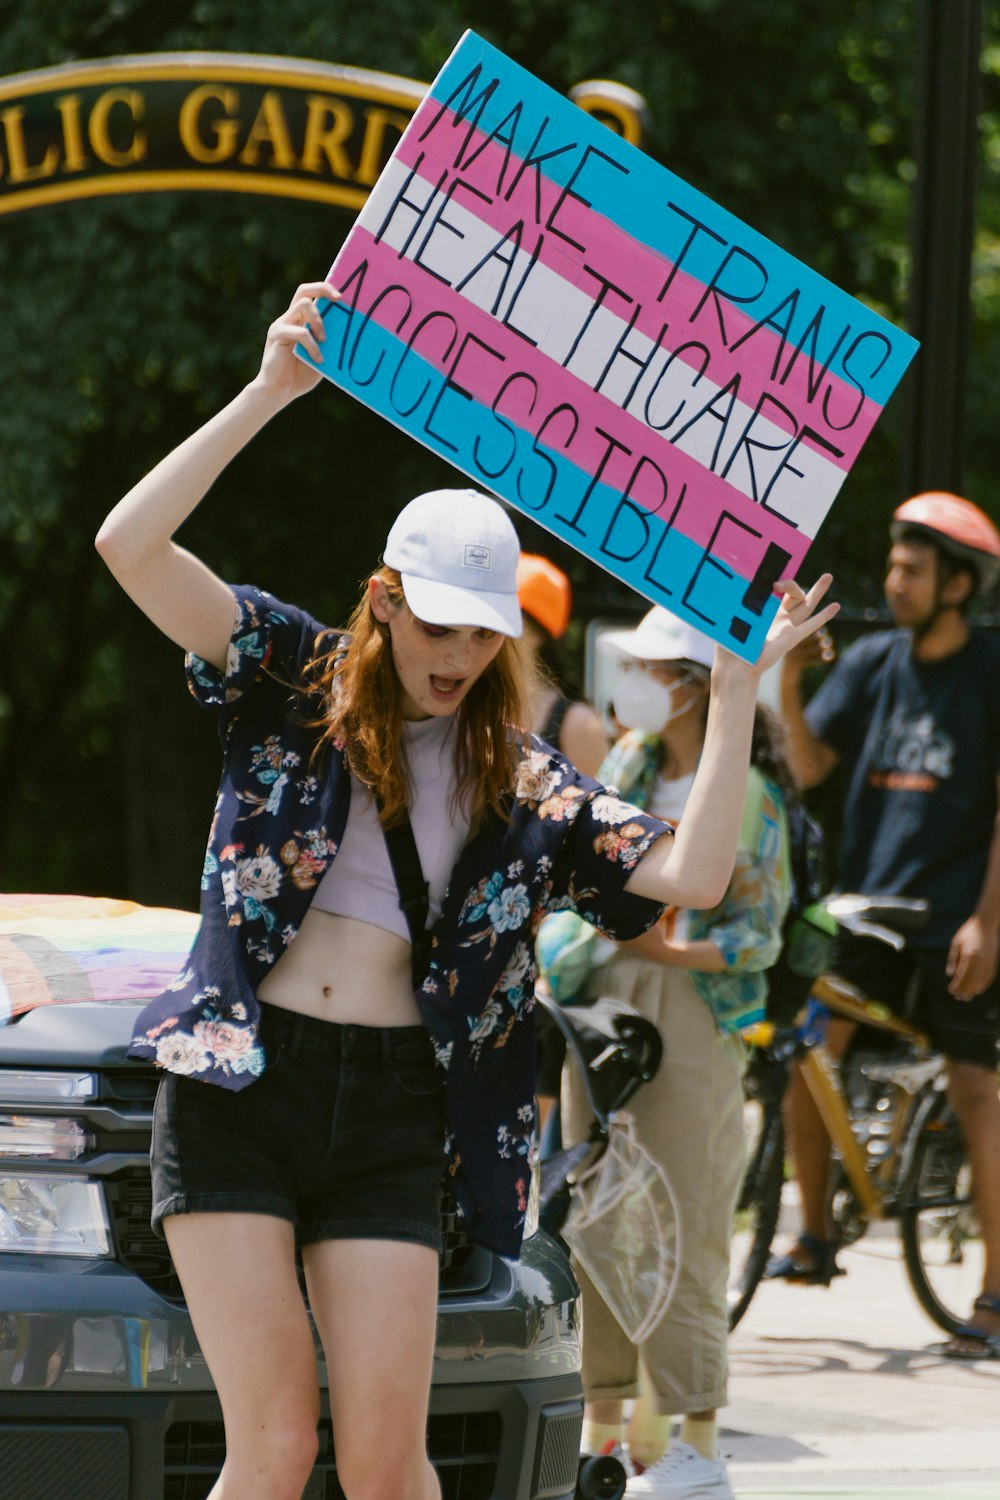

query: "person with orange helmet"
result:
(774, 492), (1000, 1361)
(516, 553), (608, 778)
(890, 491), (1000, 596)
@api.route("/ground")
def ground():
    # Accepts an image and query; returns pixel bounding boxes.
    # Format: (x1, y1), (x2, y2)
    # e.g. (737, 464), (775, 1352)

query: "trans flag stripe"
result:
(303, 30), (918, 660)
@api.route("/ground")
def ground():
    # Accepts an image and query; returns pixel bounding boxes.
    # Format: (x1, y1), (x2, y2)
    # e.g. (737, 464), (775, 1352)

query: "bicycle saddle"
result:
(826, 893), (929, 948)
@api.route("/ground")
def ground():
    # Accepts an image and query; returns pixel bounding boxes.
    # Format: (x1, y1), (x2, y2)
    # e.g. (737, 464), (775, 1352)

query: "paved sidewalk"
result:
(722, 1232), (1000, 1496)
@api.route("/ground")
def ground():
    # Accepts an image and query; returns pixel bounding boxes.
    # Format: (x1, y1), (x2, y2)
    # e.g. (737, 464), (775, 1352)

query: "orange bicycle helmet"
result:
(890, 492), (1000, 593)
(516, 554), (572, 639)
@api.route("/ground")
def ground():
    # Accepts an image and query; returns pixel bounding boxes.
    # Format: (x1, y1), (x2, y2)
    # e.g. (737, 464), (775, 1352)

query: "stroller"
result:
(535, 988), (666, 1500)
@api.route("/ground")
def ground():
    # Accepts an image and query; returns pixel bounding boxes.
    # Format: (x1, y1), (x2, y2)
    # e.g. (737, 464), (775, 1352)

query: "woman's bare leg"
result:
(165, 1213), (320, 1500)
(303, 1237), (442, 1500)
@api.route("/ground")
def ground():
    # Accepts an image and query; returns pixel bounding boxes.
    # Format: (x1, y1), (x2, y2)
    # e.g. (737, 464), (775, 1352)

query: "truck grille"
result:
(164, 1412), (502, 1499)
(106, 1168), (185, 1302)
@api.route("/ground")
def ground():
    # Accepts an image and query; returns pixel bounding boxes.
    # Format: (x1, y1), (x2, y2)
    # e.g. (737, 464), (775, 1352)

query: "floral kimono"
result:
(129, 586), (670, 1258)
(598, 729), (792, 1033)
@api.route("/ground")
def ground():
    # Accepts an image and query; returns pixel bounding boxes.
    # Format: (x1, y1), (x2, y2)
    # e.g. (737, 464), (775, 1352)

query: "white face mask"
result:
(613, 661), (706, 735)
(613, 664), (676, 734)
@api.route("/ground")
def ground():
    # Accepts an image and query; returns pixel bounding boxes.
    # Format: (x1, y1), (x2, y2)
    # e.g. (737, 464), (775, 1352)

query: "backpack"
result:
(764, 800), (837, 1025)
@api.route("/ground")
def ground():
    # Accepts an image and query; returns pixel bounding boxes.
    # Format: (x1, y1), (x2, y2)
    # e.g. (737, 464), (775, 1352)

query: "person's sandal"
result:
(764, 1231), (845, 1286)
(943, 1293), (1000, 1360)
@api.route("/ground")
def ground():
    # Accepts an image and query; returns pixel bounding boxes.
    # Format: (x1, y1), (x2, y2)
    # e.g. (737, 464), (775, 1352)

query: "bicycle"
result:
(728, 892), (985, 1336)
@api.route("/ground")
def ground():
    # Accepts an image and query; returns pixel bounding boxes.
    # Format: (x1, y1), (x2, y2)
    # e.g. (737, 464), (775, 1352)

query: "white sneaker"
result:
(625, 1440), (734, 1499)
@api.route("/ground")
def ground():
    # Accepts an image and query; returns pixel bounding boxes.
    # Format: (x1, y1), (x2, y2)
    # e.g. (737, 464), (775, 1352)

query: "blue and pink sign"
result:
(304, 31), (918, 660)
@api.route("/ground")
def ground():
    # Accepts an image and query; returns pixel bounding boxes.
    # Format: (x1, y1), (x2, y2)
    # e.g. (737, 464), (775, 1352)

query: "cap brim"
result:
(598, 626), (682, 660)
(401, 574), (523, 637)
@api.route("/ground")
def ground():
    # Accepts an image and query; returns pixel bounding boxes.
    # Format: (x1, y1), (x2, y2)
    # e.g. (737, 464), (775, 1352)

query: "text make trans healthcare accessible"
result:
(301, 31), (918, 661)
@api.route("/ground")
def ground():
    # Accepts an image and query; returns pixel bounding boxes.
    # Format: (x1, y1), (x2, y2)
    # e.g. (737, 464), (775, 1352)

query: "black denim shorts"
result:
(151, 1003), (447, 1251)
(832, 934), (1000, 1069)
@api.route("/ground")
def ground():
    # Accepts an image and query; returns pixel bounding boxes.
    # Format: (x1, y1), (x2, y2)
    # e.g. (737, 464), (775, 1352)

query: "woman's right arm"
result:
(778, 632), (839, 789)
(625, 577), (838, 910)
(94, 281), (335, 671)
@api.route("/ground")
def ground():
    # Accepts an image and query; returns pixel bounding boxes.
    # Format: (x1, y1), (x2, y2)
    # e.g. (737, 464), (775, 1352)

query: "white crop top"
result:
(647, 769), (696, 824)
(311, 714), (470, 942)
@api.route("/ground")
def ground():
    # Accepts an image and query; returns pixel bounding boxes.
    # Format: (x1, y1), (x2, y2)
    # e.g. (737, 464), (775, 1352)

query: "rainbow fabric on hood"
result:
(0, 893), (199, 1024)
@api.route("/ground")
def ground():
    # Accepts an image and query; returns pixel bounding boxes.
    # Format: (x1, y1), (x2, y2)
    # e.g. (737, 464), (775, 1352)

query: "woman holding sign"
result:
(95, 282), (835, 1500)
(562, 608), (795, 1500)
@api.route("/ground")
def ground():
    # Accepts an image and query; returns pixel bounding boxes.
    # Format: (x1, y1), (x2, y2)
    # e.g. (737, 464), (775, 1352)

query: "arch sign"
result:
(0, 51), (646, 218)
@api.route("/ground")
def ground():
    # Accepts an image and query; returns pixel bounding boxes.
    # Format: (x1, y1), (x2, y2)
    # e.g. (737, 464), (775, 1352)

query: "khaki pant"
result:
(561, 956), (746, 1414)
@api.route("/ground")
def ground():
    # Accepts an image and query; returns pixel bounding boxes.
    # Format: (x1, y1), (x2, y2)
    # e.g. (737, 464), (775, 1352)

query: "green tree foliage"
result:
(0, 0), (994, 902)
(969, 30), (1000, 517)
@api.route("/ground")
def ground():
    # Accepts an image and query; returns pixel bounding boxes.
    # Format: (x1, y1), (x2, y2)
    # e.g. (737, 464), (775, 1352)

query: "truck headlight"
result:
(0, 1071), (97, 1103)
(0, 1115), (93, 1160)
(0, 1174), (110, 1256)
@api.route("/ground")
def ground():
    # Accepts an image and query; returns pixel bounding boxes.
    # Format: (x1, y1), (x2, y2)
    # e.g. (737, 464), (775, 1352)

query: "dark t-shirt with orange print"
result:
(806, 629), (1000, 947)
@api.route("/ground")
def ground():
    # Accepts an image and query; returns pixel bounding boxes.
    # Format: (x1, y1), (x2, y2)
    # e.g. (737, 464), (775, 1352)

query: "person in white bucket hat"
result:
(562, 603), (799, 1499)
(95, 279), (835, 1500)
(601, 606), (717, 667)
(602, 608), (716, 739)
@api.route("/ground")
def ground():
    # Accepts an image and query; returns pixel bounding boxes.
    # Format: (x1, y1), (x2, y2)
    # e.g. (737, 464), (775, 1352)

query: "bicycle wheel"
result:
(900, 1098), (981, 1336)
(728, 1087), (785, 1330)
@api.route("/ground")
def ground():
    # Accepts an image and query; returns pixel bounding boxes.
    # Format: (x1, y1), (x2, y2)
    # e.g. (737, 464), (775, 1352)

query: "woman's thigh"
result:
(636, 969), (744, 1161)
(566, 959), (746, 1267)
(566, 956), (743, 1163)
(303, 1236), (441, 1494)
(165, 1213), (320, 1471)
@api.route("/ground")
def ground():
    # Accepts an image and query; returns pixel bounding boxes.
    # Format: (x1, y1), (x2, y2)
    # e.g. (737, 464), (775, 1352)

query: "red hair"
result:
(301, 567), (533, 828)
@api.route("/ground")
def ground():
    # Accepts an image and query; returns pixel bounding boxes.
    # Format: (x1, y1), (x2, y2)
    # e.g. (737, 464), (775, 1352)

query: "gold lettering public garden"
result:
(0, 83), (410, 187)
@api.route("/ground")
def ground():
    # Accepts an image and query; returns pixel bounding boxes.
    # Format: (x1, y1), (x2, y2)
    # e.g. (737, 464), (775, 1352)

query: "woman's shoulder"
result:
(744, 763), (788, 825)
(244, 583), (340, 634)
(746, 762), (771, 793)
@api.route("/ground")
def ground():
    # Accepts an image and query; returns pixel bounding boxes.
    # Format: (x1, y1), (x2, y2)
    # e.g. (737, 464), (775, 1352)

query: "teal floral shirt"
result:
(599, 731), (791, 1032)
(128, 586), (670, 1258)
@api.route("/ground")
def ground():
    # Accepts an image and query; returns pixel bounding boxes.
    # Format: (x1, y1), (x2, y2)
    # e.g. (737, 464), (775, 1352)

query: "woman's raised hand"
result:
(254, 281), (339, 405)
(716, 574), (839, 679)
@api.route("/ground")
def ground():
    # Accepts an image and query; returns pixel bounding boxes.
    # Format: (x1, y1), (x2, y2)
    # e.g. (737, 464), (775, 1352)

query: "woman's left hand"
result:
(716, 574), (839, 679)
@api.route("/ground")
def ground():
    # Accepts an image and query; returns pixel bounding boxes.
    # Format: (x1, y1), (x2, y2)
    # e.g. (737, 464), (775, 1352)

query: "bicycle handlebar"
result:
(824, 893), (930, 946)
(834, 913), (907, 951)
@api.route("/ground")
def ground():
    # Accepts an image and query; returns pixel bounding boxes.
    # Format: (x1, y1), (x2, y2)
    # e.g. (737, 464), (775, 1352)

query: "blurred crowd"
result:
(524, 491), (1000, 1500)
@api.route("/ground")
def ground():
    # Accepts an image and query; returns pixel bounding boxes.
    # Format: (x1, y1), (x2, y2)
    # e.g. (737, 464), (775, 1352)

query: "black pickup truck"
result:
(0, 895), (583, 1500)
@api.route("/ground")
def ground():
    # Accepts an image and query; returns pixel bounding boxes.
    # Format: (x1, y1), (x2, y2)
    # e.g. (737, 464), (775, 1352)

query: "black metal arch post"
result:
(903, 0), (983, 498)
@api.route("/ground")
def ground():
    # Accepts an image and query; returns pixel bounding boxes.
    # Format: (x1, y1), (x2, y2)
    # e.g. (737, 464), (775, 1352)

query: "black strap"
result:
(378, 803), (433, 987)
(540, 692), (570, 750)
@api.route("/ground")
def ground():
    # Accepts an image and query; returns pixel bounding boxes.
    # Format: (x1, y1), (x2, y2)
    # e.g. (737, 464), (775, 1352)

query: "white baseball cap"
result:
(384, 489), (523, 637)
(600, 606), (715, 667)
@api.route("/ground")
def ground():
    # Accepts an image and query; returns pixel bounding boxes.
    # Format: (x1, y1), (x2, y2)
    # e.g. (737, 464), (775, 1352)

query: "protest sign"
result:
(302, 30), (918, 660)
